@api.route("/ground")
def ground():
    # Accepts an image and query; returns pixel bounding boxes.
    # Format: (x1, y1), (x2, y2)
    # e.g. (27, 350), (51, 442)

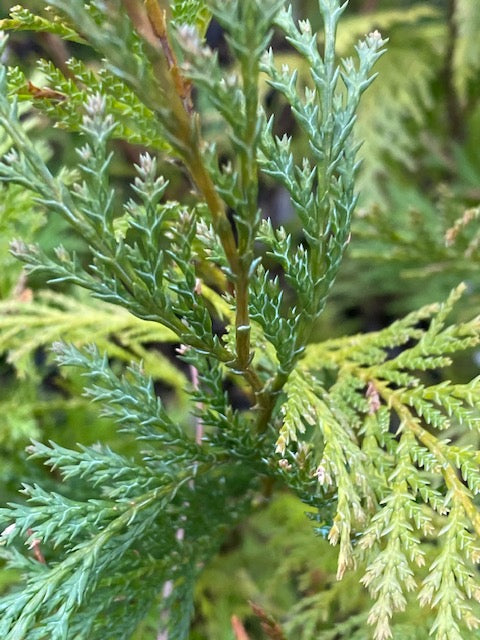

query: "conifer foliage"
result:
(0, 1), (479, 639)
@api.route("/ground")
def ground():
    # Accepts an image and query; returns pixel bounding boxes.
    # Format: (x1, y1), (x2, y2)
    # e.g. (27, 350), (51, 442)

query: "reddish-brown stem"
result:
(27, 529), (46, 564)
(123, 1), (269, 416)
(231, 616), (251, 640)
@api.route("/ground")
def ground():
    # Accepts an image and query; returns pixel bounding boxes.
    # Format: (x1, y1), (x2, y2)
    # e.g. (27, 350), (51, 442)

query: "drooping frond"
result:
(0, 290), (184, 385)
(0, 342), (257, 640)
(350, 192), (480, 309)
(279, 285), (480, 639)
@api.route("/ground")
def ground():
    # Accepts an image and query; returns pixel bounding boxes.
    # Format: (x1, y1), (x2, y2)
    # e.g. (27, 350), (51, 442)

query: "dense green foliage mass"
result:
(0, 1), (479, 639)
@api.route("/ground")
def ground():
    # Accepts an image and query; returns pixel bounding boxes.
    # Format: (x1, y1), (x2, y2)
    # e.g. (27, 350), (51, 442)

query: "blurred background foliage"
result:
(1, 0), (480, 637)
